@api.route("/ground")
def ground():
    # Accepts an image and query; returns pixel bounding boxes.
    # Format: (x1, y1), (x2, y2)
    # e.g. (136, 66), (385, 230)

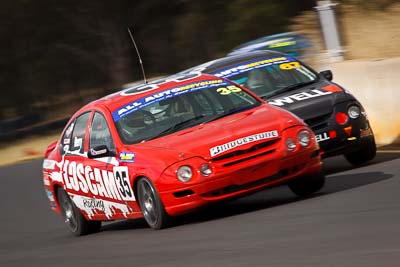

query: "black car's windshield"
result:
(113, 79), (261, 144)
(212, 56), (318, 99)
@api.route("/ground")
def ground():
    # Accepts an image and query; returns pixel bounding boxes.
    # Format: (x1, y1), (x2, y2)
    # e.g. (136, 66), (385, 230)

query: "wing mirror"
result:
(88, 145), (116, 159)
(319, 70), (333, 81)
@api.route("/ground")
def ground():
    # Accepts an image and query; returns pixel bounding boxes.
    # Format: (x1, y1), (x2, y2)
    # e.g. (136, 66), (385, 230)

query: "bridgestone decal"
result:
(210, 130), (278, 157)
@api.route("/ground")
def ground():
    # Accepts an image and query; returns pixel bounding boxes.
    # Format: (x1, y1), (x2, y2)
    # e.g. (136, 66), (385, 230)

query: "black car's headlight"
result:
(348, 105), (361, 119)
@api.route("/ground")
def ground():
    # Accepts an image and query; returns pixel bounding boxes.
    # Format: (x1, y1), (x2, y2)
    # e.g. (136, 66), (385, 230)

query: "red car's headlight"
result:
(286, 138), (297, 151)
(176, 165), (193, 182)
(298, 130), (311, 147)
(200, 163), (212, 177)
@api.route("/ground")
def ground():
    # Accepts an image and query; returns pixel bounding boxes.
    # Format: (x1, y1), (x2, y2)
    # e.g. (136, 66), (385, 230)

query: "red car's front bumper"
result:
(159, 148), (321, 216)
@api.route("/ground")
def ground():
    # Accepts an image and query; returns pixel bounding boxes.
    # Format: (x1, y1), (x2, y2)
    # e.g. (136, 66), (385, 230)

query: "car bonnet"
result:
(139, 104), (302, 160)
(266, 82), (348, 120)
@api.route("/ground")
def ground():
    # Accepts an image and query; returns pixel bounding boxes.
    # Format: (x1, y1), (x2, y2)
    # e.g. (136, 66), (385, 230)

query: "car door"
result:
(86, 111), (135, 219)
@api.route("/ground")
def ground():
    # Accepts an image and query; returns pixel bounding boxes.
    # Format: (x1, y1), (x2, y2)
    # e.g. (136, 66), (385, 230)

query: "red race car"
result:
(42, 73), (325, 235)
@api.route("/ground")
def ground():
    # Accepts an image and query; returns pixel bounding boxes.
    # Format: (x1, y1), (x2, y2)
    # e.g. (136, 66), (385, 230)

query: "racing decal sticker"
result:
(93, 156), (120, 166)
(210, 130), (278, 157)
(119, 152), (135, 163)
(315, 132), (330, 143)
(121, 72), (202, 96)
(113, 79), (226, 121)
(73, 137), (83, 150)
(82, 198), (105, 211)
(279, 62), (300, 70)
(268, 40), (296, 48)
(323, 84), (343, 93)
(70, 194), (132, 219)
(113, 166), (135, 201)
(267, 89), (332, 107)
(212, 56), (292, 78)
(90, 147), (107, 156)
(48, 159), (135, 202)
(216, 85), (242, 95)
(315, 130), (336, 143)
(43, 159), (56, 170)
(65, 123), (74, 137)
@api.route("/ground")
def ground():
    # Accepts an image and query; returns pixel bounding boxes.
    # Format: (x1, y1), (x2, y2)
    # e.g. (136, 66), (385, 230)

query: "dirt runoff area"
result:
(0, 133), (59, 167)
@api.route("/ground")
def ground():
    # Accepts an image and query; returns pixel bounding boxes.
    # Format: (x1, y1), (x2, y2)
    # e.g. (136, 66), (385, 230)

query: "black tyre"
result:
(344, 137), (377, 166)
(288, 171), (325, 197)
(136, 177), (170, 230)
(57, 188), (101, 236)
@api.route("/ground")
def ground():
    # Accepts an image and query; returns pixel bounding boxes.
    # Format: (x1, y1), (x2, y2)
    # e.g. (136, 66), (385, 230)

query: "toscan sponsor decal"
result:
(210, 130), (278, 157)
(50, 160), (135, 201)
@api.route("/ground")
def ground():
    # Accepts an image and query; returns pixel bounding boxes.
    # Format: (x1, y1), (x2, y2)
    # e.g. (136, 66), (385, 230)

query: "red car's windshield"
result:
(113, 79), (261, 144)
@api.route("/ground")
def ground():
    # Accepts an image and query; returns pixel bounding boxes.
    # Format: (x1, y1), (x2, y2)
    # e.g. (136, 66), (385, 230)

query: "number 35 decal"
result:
(217, 85), (242, 95)
(113, 166), (136, 201)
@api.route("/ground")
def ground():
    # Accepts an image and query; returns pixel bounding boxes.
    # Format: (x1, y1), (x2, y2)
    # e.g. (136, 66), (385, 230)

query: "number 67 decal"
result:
(279, 62), (300, 70)
(113, 166), (136, 201)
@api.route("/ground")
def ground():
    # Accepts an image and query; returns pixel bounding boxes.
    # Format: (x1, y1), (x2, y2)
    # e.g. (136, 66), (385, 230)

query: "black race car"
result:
(177, 50), (376, 165)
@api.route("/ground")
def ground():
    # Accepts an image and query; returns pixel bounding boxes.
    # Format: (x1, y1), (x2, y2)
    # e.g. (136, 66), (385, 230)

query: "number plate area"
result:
(231, 161), (279, 185)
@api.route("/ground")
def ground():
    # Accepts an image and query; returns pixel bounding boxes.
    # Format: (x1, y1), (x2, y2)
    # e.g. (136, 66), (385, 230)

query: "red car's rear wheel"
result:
(57, 188), (101, 236)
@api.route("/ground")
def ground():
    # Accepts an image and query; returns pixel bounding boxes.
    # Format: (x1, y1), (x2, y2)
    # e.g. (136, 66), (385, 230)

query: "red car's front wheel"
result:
(137, 177), (170, 230)
(288, 171), (325, 197)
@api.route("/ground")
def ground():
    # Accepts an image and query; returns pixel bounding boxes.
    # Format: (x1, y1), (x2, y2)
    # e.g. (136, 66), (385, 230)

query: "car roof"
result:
(231, 32), (303, 50)
(77, 73), (227, 115)
(179, 50), (286, 74)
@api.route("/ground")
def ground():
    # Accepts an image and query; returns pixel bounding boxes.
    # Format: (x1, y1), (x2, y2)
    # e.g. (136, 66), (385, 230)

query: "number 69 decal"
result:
(279, 62), (300, 70)
(217, 85), (242, 95)
(113, 166), (136, 201)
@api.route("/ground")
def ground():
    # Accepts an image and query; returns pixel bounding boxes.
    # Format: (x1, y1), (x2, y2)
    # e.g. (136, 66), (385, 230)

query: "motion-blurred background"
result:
(1, 0), (399, 161)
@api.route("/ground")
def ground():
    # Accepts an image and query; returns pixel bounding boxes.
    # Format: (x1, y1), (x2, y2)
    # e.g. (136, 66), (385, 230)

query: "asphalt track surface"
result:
(1, 150), (400, 267)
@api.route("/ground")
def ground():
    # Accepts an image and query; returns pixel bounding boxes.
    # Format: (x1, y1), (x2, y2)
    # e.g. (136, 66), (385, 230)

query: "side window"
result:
(60, 121), (75, 155)
(89, 112), (115, 152)
(71, 113), (91, 154)
(60, 113), (90, 155)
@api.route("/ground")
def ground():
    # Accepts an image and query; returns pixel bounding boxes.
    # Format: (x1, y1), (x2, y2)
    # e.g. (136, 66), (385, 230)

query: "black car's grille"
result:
(211, 138), (280, 167)
(304, 113), (332, 131)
